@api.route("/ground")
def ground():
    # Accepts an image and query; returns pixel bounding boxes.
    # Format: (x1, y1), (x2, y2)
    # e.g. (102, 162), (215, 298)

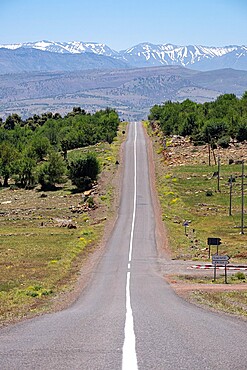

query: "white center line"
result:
(122, 122), (138, 370)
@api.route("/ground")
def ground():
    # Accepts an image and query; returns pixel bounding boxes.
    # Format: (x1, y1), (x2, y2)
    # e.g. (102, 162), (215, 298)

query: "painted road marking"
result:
(122, 122), (138, 370)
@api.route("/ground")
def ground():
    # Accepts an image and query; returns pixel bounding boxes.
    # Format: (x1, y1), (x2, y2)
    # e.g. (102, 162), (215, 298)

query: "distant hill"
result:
(0, 66), (246, 121)
(0, 47), (128, 74)
(1, 40), (247, 71)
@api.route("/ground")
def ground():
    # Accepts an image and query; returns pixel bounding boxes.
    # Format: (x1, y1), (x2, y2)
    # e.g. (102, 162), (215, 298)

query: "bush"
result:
(234, 272), (246, 280)
(37, 151), (66, 190)
(236, 123), (247, 142)
(218, 136), (230, 148)
(68, 153), (100, 191)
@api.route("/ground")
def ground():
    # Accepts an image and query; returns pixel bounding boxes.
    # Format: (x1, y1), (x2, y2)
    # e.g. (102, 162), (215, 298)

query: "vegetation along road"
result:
(0, 122), (246, 369)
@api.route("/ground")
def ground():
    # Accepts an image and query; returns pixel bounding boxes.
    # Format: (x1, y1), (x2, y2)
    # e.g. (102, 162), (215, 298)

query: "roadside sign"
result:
(183, 220), (190, 235)
(212, 255), (230, 264)
(207, 237), (221, 246)
(212, 255), (230, 284)
(207, 237), (222, 258)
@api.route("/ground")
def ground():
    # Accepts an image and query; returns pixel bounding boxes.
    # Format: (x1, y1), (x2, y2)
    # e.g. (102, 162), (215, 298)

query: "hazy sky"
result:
(1, 0), (246, 50)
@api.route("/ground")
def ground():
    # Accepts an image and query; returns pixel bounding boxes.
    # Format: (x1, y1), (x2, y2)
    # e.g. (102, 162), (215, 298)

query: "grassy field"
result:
(159, 162), (246, 261)
(0, 122), (126, 326)
(147, 125), (247, 263)
(191, 290), (247, 317)
(146, 122), (247, 318)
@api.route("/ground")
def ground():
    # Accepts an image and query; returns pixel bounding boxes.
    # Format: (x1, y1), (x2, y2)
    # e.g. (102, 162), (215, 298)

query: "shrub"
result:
(234, 272), (246, 280)
(236, 123), (247, 142)
(68, 153), (100, 191)
(37, 151), (66, 190)
(218, 136), (230, 148)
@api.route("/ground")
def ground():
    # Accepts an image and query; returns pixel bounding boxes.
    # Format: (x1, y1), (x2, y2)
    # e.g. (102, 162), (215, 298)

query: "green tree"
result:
(0, 142), (19, 186)
(68, 153), (100, 191)
(15, 154), (36, 188)
(29, 136), (52, 161)
(4, 114), (22, 130)
(37, 151), (66, 190)
(236, 122), (247, 142)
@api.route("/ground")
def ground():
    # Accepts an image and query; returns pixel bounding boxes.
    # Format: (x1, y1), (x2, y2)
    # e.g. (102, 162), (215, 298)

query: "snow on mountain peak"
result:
(0, 40), (246, 70)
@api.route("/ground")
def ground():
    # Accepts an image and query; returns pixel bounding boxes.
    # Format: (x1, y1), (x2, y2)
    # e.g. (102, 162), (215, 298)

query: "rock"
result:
(67, 223), (77, 229)
(55, 218), (77, 229)
(84, 189), (93, 197)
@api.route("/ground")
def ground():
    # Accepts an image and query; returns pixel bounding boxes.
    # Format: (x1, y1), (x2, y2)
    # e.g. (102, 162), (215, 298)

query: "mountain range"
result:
(0, 40), (247, 121)
(0, 66), (247, 121)
(0, 40), (247, 72)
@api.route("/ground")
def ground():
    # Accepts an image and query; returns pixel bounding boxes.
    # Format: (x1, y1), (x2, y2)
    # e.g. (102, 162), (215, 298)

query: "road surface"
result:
(0, 122), (247, 369)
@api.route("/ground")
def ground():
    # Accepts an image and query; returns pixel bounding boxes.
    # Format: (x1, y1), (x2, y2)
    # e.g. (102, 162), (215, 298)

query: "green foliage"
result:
(68, 153), (100, 191)
(0, 107), (119, 189)
(0, 142), (20, 186)
(37, 151), (66, 190)
(149, 92), (247, 144)
(217, 136), (230, 148)
(236, 123), (247, 142)
(14, 154), (36, 188)
(87, 196), (95, 208)
(232, 272), (246, 280)
(28, 136), (52, 161)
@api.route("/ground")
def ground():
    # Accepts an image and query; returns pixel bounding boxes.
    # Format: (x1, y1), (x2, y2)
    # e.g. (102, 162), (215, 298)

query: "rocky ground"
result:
(162, 136), (247, 167)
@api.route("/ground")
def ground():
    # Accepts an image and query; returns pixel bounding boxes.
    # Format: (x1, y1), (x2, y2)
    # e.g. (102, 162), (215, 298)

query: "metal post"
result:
(229, 175), (233, 216)
(216, 241), (219, 255)
(217, 156), (220, 192)
(225, 264), (227, 284)
(213, 263), (217, 281)
(208, 143), (211, 166)
(240, 160), (244, 235)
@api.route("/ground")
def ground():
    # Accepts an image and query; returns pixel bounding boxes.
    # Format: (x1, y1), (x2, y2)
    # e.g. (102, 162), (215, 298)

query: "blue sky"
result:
(1, 0), (246, 50)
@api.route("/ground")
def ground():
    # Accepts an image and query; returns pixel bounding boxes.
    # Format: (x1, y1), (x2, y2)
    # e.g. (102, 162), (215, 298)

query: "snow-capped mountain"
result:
(0, 40), (118, 56)
(0, 40), (247, 71)
(119, 42), (243, 67)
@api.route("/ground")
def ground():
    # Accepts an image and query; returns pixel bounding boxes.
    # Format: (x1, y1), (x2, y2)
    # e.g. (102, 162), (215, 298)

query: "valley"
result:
(1, 66), (247, 121)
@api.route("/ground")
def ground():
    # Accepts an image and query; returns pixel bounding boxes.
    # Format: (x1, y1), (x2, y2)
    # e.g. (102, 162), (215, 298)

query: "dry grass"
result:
(191, 290), (247, 317)
(146, 122), (247, 318)
(0, 122), (127, 326)
(147, 124), (247, 263)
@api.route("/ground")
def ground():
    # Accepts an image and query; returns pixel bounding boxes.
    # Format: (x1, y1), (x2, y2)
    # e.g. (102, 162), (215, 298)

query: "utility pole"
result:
(240, 160), (244, 235)
(217, 156), (221, 192)
(229, 175), (233, 216)
(208, 142), (211, 166)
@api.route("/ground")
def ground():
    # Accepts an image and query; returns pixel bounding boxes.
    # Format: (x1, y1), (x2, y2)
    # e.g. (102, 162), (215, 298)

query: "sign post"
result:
(212, 254), (230, 283)
(207, 237), (221, 258)
(183, 221), (189, 235)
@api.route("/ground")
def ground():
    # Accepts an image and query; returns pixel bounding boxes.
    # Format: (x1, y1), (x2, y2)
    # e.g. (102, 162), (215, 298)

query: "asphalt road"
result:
(0, 122), (247, 370)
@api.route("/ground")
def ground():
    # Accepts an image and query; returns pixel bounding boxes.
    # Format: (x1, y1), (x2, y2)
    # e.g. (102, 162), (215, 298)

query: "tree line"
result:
(148, 92), (247, 146)
(0, 107), (120, 190)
